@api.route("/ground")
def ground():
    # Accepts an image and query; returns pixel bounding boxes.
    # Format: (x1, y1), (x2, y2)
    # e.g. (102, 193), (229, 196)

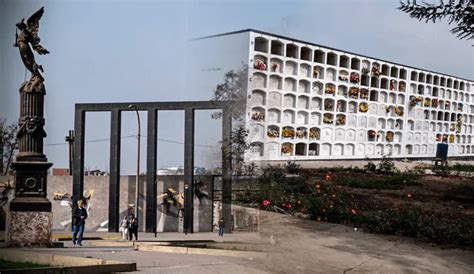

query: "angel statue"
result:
(14, 7), (49, 92)
(158, 187), (184, 216)
(53, 190), (95, 210)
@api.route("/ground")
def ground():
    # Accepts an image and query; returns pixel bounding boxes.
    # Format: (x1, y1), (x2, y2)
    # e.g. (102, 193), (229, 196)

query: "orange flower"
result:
(407, 193), (412, 198)
(325, 174), (332, 181)
(351, 208), (357, 215)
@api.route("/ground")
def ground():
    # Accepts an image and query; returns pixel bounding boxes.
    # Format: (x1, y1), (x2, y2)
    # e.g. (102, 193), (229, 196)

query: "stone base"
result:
(6, 210), (52, 246)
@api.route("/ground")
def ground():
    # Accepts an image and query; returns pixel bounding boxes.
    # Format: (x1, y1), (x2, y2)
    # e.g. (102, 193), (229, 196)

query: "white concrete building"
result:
(195, 29), (474, 161)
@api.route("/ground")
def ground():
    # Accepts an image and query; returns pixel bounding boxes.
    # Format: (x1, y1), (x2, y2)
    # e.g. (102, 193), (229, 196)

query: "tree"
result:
(211, 64), (255, 176)
(398, 0), (473, 40)
(211, 64), (248, 123)
(0, 119), (18, 175)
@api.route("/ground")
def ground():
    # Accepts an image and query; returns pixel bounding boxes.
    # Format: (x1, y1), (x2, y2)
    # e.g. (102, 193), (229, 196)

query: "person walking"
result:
(72, 200), (88, 246)
(218, 217), (225, 237)
(129, 216), (138, 241)
(119, 215), (129, 241)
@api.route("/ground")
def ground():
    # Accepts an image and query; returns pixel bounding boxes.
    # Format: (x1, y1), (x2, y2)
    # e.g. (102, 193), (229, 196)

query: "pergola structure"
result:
(73, 101), (233, 234)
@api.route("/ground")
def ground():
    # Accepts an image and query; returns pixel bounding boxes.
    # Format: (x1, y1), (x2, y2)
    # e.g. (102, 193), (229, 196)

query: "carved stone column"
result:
(7, 77), (53, 246)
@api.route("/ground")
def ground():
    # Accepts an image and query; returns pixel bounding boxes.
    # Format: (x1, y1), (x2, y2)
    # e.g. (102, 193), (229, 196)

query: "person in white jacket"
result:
(119, 215), (129, 240)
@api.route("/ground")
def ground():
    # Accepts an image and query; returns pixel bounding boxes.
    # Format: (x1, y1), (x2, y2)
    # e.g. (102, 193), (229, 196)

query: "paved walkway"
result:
(7, 211), (474, 273)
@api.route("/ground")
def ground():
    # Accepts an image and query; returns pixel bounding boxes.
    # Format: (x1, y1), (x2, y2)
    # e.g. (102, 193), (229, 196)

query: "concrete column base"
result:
(6, 210), (52, 246)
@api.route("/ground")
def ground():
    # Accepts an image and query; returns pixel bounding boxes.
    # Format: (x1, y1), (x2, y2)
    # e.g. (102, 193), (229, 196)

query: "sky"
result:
(0, 0), (472, 174)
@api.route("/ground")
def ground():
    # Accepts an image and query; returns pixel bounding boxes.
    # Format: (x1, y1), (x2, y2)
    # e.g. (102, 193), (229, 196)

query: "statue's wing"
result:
(27, 7), (44, 37)
(26, 7), (49, 55)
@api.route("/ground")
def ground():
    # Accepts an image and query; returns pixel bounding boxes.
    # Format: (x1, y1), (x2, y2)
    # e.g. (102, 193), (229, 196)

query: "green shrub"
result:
(285, 161), (301, 175)
(357, 208), (474, 247)
(335, 174), (419, 190)
(432, 164), (451, 176)
(450, 164), (474, 172)
(377, 156), (399, 175)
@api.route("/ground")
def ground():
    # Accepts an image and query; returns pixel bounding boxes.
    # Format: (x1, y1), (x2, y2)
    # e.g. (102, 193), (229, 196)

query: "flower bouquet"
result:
(271, 62), (279, 72)
(350, 72), (360, 83)
(390, 80), (396, 91)
(282, 127), (295, 139)
(324, 101), (333, 111)
(445, 101), (451, 109)
(424, 98), (431, 107)
(323, 114), (333, 124)
(325, 84), (336, 94)
(254, 59), (267, 70)
(371, 66), (381, 77)
(281, 143), (293, 154)
(313, 67), (320, 78)
(410, 96), (422, 107)
(399, 82), (406, 92)
(432, 99), (439, 108)
(359, 102), (368, 113)
(296, 128), (307, 139)
(309, 128), (319, 139)
(336, 115), (346, 126)
(450, 123), (456, 132)
(368, 130), (377, 138)
(349, 87), (359, 98)
(394, 106), (404, 116)
(386, 131), (394, 142)
(267, 127), (279, 138)
(448, 134), (455, 143)
(360, 89), (369, 100)
(385, 106), (391, 113)
(251, 112), (265, 121)
(339, 74), (348, 82)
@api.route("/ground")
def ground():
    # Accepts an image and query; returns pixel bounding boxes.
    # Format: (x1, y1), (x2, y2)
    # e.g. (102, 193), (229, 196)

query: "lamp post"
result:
(128, 105), (141, 221)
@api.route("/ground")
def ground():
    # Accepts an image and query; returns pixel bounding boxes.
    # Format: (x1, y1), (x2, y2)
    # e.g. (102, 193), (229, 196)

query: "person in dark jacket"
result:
(218, 217), (225, 237)
(72, 200), (88, 246)
(128, 216), (138, 241)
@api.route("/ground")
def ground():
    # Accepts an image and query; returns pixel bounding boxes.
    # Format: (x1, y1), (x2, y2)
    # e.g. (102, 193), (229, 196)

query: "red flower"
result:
(262, 200), (270, 207)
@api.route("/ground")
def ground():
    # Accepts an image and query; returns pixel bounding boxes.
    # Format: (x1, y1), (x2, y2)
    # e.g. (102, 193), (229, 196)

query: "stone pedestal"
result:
(6, 209), (52, 245)
(6, 77), (53, 246)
